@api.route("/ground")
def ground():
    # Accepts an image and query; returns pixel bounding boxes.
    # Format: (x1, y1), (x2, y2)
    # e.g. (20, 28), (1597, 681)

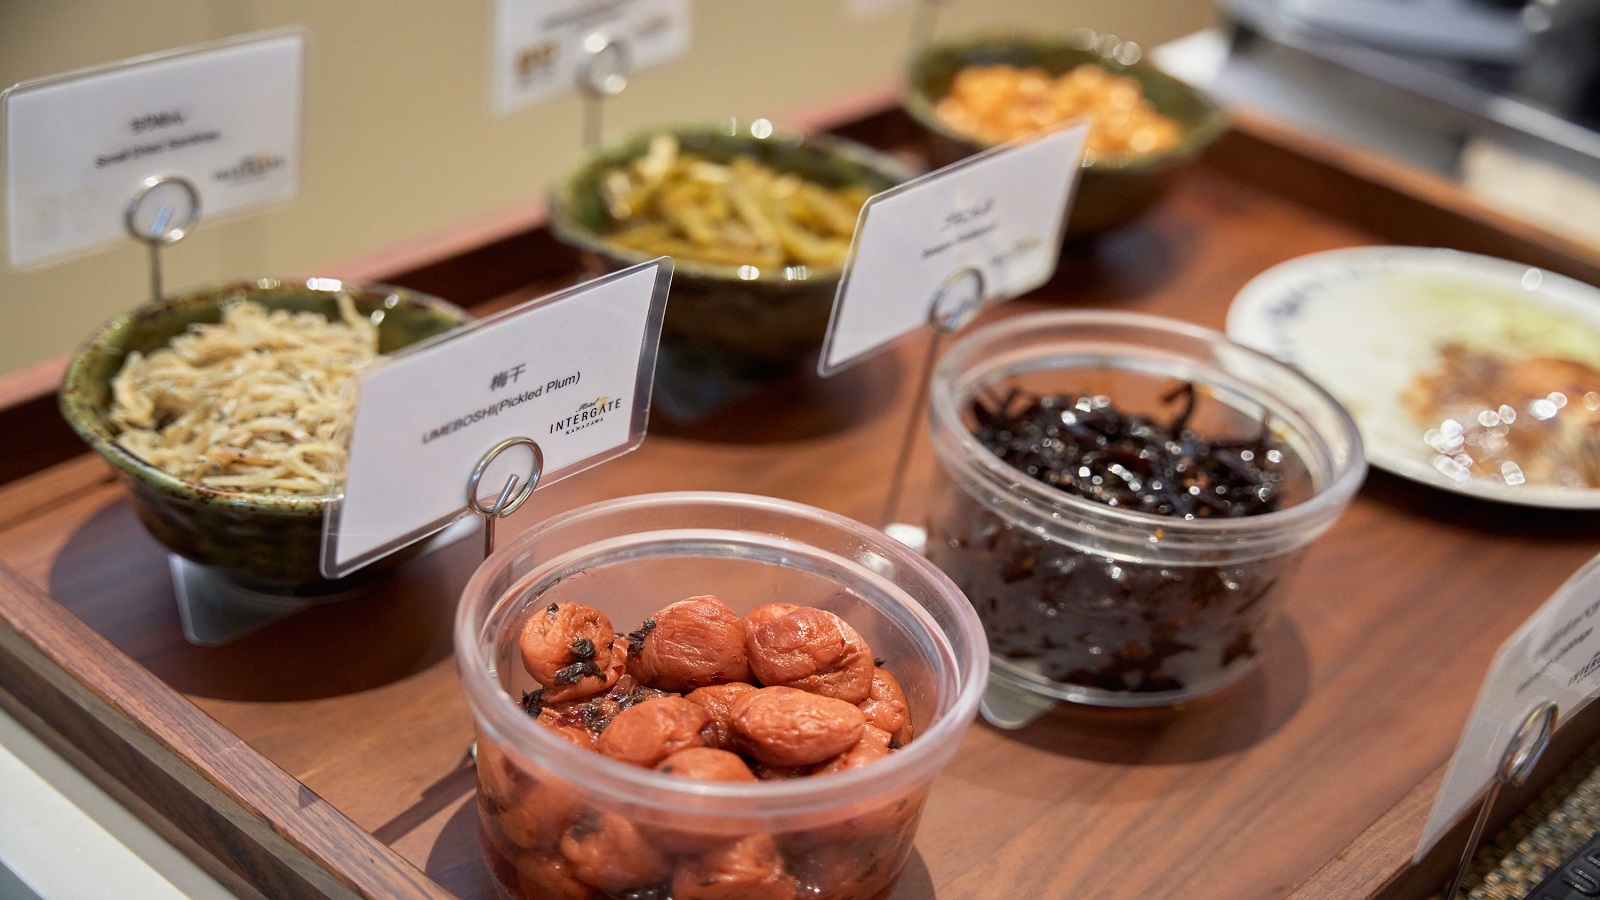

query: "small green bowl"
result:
(904, 34), (1228, 239)
(549, 122), (915, 374)
(59, 278), (473, 597)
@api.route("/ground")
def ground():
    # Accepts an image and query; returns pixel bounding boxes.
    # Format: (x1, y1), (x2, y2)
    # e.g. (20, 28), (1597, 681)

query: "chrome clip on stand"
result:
(1445, 700), (1559, 898)
(464, 436), (542, 766)
(577, 33), (633, 151)
(466, 436), (544, 558)
(124, 174), (200, 302)
(880, 266), (986, 549)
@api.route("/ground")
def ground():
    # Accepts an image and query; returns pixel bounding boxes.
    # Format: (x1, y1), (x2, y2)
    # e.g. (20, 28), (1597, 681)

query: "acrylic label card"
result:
(1417, 552), (1600, 858)
(818, 119), (1088, 376)
(492, 0), (691, 114)
(4, 30), (303, 268)
(323, 260), (672, 577)
(847, 0), (911, 17)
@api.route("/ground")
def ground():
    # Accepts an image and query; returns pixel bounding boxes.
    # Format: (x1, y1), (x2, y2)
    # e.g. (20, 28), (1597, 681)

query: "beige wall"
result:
(0, 0), (1214, 377)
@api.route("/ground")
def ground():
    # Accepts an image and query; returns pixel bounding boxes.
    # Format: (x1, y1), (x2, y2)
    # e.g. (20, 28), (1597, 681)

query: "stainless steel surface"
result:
(1155, 21), (1600, 249)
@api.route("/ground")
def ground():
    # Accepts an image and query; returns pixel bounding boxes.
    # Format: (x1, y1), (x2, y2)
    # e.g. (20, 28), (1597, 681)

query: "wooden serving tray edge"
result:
(0, 560), (451, 899)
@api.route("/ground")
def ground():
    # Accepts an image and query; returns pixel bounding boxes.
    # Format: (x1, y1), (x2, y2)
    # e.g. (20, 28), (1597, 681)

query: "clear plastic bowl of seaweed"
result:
(925, 310), (1365, 712)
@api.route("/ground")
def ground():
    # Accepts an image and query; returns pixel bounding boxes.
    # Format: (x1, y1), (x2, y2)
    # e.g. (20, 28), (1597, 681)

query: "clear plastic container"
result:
(925, 311), (1365, 719)
(455, 491), (988, 900)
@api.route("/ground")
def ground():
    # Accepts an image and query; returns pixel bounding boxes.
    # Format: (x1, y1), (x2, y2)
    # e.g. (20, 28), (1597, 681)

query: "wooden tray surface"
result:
(5, 103), (1600, 899)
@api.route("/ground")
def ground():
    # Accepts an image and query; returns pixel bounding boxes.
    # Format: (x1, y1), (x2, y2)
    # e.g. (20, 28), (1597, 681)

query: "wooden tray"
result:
(6, 90), (1600, 900)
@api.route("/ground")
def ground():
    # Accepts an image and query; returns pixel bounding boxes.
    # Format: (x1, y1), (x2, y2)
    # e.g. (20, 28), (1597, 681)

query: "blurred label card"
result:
(323, 260), (673, 578)
(1416, 553), (1600, 859)
(492, 0), (691, 114)
(3, 30), (303, 268)
(818, 120), (1088, 376)
(847, 0), (910, 17)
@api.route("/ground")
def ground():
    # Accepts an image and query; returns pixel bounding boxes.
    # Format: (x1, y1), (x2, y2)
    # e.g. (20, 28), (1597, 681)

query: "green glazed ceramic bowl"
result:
(59, 278), (473, 597)
(904, 34), (1228, 239)
(549, 122), (915, 374)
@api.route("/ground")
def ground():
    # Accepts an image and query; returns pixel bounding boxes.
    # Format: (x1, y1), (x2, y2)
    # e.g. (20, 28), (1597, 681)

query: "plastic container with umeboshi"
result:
(455, 492), (988, 900)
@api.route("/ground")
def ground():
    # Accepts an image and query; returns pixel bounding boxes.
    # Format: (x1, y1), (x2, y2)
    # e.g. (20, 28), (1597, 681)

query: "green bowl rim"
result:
(547, 122), (919, 285)
(58, 277), (473, 514)
(902, 32), (1230, 174)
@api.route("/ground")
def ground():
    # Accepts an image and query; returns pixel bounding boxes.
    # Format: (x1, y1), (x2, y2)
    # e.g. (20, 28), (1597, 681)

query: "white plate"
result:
(1227, 246), (1600, 509)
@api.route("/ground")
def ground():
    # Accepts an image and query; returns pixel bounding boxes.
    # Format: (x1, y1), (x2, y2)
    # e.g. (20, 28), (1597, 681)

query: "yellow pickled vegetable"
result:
(600, 135), (868, 270)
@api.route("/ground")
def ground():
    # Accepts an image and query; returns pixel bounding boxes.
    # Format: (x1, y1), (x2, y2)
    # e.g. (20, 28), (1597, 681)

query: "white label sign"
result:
(323, 260), (672, 577)
(4, 30), (303, 269)
(818, 120), (1088, 376)
(1417, 552), (1600, 859)
(492, 0), (691, 114)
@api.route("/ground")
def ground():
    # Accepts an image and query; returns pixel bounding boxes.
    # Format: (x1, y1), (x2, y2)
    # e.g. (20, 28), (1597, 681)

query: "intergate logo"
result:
(214, 152), (285, 184)
(550, 396), (623, 436)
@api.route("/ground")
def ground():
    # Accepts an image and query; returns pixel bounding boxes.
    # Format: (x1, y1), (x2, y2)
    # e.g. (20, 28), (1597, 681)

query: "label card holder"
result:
(1418, 552), (1600, 862)
(4, 28), (303, 269)
(321, 259), (673, 579)
(817, 118), (1090, 377)
(492, 0), (691, 115)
